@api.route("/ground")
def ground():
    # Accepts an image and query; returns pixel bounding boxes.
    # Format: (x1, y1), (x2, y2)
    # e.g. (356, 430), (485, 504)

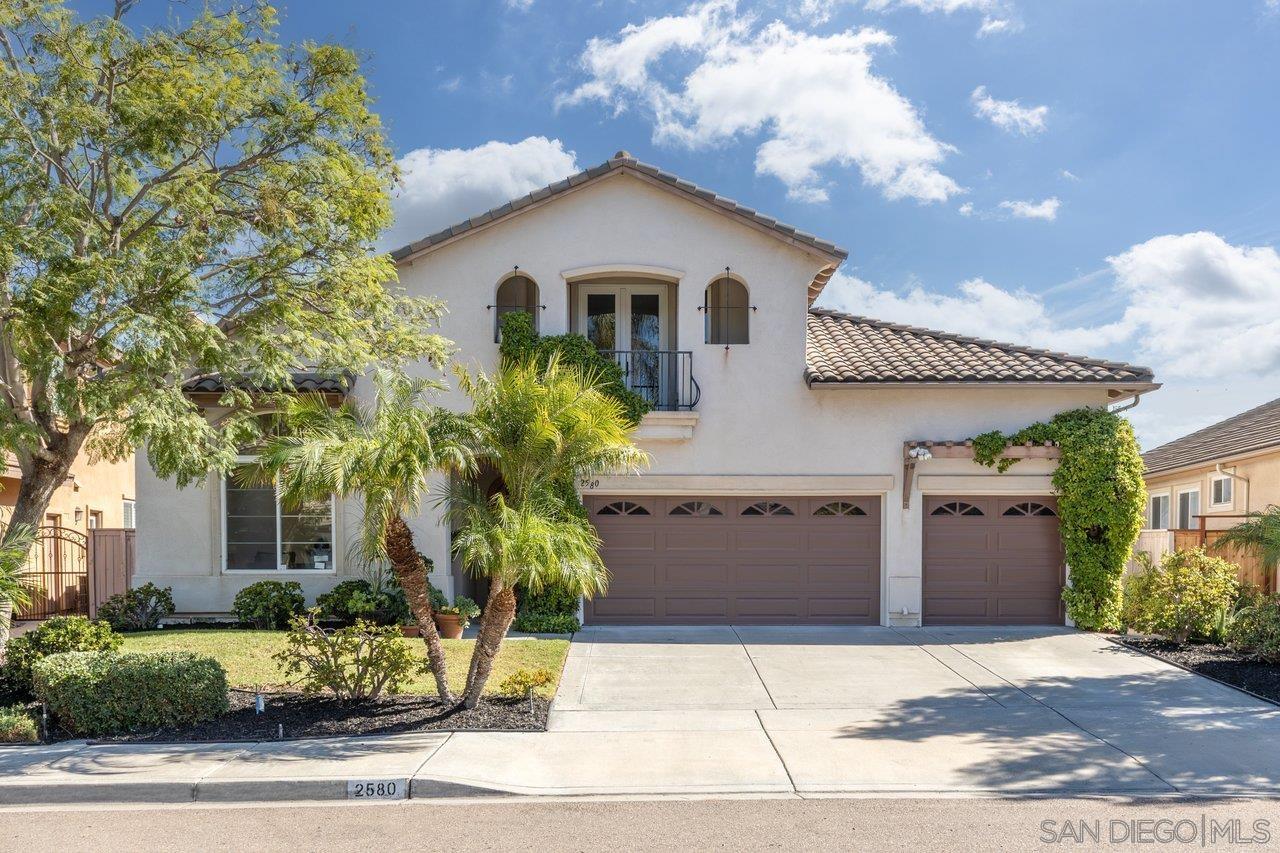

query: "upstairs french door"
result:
(576, 283), (670, 406)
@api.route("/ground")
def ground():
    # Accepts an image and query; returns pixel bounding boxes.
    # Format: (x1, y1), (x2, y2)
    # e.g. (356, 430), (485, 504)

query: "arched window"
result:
(930, 501), (984, 517)
(741, 501), (794, 517)
(669, 501), (723, 516)
(814, 501), (867, 517)
(704, 273), (749, 345)
(597, 500), (650, 516)
(494, 274), (540, 342)
(1002, 501), (1057, 517)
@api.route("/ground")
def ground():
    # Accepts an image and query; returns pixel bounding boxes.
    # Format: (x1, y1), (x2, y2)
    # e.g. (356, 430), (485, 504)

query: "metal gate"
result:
(15, 526), (90, 620)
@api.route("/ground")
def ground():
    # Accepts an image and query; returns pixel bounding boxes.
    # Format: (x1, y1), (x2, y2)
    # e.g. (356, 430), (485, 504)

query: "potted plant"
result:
(432, 595), (480, 640)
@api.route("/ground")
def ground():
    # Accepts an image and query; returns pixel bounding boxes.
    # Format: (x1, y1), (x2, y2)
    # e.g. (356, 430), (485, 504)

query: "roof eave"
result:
(806, 378), (1160, 390)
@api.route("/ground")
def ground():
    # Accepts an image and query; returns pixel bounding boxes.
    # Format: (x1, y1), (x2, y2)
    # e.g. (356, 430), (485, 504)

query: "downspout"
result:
(1215, 463), (1251, 513)
(1110, 390), (1146, 414)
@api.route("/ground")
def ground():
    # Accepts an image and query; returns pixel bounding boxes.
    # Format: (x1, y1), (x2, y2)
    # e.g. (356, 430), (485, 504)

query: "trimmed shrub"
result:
(232, 580), (306, 629)
(1227, 592), (1280, 662)
(274, 612), (424, 700)
(496, 667), (555, 698)
(513, 584), (581, 634)
(97, 583), (176, 632)
(0, 705), (38, 743)
(316, 578), (410, 626)
(1122, 548), (1240, 643)
(33, 651), (229, 736)
(0, 615), (121, 698)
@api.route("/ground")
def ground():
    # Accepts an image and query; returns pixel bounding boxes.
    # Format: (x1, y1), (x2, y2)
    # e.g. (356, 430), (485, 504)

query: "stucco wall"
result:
(0, 451), (135, 538)
(136, 172), (1117, 622)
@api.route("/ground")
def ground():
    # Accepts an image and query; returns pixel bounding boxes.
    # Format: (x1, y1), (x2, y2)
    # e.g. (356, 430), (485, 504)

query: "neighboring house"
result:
(135, 152), (1157, 626)
(0, 451), (136, 536)
(1142, 397), (1280, 532)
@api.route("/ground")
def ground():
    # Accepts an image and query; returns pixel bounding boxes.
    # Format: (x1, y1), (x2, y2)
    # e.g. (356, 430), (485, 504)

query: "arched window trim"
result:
(930, 501), (985, 517)
(669, 501), (723, 517)
(597, 500), (650, 516)
(741, 500), (794, 517)
(1002, 501), (1057, 517)
(703, 271), (751, 346)
(493, 271), (541, 342)
(814, 501), (868, 517)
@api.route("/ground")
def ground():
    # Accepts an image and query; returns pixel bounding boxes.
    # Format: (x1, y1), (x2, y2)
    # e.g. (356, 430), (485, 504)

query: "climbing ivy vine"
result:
(971, 407), (1147, 631)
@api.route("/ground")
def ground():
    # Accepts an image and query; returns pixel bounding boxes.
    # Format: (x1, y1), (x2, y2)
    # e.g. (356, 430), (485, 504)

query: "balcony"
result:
(601, 350), (700, 412)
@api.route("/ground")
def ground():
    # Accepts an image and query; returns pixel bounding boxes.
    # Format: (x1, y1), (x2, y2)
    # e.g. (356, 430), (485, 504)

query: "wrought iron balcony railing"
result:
(600, 350), (700, 411)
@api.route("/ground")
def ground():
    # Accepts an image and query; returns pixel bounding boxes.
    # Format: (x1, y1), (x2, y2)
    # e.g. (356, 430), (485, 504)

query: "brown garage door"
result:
(922, 495), (1065, 625)
(584, 495), (881, 625)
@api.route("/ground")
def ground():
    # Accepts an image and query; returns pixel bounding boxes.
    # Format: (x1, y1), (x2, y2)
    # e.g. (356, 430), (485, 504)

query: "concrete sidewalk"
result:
(2, 626), (1278, 805)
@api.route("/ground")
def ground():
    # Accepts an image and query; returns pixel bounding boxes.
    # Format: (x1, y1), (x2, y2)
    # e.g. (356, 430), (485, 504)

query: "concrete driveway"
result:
(421, 625), (1280, 796)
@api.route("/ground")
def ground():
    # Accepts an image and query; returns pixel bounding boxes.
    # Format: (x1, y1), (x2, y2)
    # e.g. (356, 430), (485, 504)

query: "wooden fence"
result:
(1172, 529), (1274, 594)
(88, 528), (135, 618)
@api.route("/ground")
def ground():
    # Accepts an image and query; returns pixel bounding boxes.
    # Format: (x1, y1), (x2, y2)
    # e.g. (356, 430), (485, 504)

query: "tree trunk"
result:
(462, 576), (517, 709)
(4, 455), (73, 545)
(383, 514), (455, 705)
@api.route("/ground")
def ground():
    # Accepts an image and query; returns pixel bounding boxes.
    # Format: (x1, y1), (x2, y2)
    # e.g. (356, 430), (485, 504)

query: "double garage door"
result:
(583, 493), (1065, 626)
(584, 495), (881, 624)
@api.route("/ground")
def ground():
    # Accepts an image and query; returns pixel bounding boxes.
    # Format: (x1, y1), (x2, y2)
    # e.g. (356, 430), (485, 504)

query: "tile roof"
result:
(805, 309), (1157, 387)
(1142, 397), (1280, 475)
(389, 151), (848, 264)
(183, 372), (352, 394)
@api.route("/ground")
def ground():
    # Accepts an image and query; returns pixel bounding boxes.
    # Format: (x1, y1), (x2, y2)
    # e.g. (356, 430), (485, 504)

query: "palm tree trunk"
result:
(462, 577), (517, 709)
(383, 514), (455, 704)
(0, 601), (11, 660)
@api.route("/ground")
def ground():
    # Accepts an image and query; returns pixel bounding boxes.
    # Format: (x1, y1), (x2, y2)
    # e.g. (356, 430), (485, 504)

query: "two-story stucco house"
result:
(135, 152), (1158, 627)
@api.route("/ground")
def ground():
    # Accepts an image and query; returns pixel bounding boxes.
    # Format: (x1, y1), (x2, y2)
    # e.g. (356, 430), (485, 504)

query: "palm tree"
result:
(0, 525), (38, 654)
(445, 357), (648, 708)
(1214, 506), (1280, 588)
(248, 370), (474, 703)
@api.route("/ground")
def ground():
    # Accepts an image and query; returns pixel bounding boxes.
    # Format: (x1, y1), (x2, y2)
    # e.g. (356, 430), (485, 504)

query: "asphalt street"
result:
(3, 795), (1279, 852)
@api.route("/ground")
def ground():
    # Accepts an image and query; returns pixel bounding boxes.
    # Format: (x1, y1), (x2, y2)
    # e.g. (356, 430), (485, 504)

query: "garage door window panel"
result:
(669, 501), (723, 517)
(741, 501), (794, 516)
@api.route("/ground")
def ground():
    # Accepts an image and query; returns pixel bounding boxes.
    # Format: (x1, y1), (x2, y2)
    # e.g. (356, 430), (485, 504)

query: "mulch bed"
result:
(49, 689), (550, 744)
(1116, 637), (1280, 706)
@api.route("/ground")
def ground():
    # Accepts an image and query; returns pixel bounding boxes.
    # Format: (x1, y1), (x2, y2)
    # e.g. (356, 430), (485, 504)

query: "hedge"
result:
(33, 651), (229, 736)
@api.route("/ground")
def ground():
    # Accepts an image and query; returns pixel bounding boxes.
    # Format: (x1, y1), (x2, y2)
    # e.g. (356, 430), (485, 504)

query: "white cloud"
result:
(1107, 232), (1280, 378)
(506, 0), (534, 8)
(971, 85), (1048, 136)
(1060, 169), (1079, 182)
(815, 273), (1121, 355)
(559, 0), (961, 204)
(381, 137), (579, 252)
(958, 202), (974, 216)
(999, 196), (1060, 221)
(976, 16), (1018, 36)
(863, 0), (1021, 36)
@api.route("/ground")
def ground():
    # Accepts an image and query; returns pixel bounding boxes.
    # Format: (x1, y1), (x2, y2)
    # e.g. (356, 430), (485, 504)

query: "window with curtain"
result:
(704, 276), (749, 345)
(494, 274), (540, 341)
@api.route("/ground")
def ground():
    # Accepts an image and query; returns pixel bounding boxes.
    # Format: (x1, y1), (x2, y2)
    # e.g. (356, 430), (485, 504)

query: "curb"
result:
(0, 775), (509, 806)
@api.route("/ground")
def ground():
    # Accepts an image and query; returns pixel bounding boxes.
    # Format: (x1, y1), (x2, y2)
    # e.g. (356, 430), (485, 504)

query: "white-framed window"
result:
(1211, 476), (1234, 507)
(1176, 488), (1200, 530)
(222, 457), (334, 572)
(1148, 494), (1170, 530)
(122, 499), (136, 529)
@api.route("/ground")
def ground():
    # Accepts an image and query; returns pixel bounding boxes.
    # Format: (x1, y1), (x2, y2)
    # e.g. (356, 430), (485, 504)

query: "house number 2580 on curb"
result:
(347, 779), (405, 799)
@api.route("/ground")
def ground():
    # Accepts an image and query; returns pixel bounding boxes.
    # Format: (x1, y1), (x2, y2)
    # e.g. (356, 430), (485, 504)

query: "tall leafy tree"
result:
(248, 371), (474, 703)
(446, 358), (648, 708)
(0, 1), (442, 544)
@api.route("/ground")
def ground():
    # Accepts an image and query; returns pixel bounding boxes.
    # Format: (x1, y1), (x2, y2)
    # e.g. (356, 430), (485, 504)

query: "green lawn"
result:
(121, 630), (570, 698)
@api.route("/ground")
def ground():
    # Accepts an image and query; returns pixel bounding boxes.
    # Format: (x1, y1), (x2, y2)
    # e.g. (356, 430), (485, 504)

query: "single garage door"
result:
(584, 495), (881, 625)
(922, 494), (1065, 625)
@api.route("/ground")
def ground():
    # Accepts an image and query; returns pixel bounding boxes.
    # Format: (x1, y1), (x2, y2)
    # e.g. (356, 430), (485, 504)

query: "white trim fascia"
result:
(583, 474), (894, 495)
(632, 411), (699, 442)
(809, 381), (1161, 393)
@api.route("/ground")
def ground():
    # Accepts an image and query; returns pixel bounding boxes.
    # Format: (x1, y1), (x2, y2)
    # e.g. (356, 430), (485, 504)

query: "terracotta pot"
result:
(433, 613), (464, 639)
(400, 624), (420, 638)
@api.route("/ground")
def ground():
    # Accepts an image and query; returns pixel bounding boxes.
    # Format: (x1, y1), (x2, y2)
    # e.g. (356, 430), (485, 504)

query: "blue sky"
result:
(97, 0), (1280, 449)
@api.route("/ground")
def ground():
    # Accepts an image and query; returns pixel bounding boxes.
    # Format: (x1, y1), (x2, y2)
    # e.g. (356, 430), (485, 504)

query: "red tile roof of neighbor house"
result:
(1142, 396), (1280, 475)
(805, 309), (1157, 387)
